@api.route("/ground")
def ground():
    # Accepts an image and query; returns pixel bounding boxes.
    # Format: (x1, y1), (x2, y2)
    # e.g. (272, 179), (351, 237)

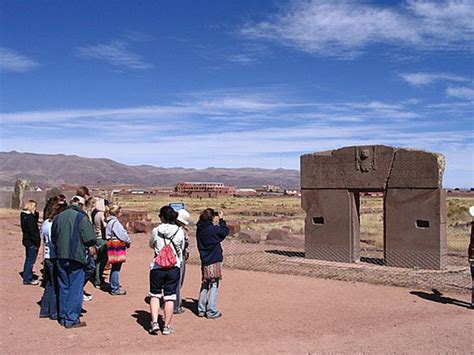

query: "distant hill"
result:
(0, 151), (300, 189)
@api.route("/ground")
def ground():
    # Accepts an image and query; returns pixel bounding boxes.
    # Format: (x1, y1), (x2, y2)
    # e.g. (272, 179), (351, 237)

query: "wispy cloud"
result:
(0, 47), (39, 72)
(76, 40), (153, 70)
(225, 43), (270, 65)
(1, 89), (471, 185)
(399, 72), (471, 86)
(0, 93), (422, 126)
(240, 0), (474, 58)
(446, 86), (474, 101)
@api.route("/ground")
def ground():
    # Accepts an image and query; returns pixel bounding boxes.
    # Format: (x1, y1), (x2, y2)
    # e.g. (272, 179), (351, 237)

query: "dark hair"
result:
(76, 186), (90, 197)
(159, 206), (178, 224)
(199, 208), (216, 223)
(43, 196), (59, 220)
(49, 201), (67, 220)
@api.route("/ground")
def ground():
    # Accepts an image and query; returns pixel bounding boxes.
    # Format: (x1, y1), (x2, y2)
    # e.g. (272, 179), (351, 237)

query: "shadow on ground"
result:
(265, 250), (305, 258)
(410, 289), (472, 309)
(181, 298), (199, 316)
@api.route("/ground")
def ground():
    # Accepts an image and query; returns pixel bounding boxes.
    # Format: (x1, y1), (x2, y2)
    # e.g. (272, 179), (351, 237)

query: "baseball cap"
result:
(71, 195), (85, 205)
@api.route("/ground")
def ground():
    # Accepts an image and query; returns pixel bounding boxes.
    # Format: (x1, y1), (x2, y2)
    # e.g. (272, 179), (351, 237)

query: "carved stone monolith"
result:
(12, 179), (30, 209)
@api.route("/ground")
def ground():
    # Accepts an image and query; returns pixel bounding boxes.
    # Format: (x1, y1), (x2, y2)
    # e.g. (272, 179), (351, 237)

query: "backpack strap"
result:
(107, 220), (118, 240)
(160, 227), (180, 254)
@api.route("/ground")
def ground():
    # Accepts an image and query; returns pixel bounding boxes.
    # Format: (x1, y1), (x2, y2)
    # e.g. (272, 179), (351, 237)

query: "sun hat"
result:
(177, 209), (190, 225)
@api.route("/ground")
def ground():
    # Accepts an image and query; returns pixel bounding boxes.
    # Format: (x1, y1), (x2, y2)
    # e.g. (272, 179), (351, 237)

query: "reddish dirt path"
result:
(0, 214), (472, 353)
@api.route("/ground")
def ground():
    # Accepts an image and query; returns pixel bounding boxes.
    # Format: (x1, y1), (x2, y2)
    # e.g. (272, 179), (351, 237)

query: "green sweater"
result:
(51, 204), (96, 265)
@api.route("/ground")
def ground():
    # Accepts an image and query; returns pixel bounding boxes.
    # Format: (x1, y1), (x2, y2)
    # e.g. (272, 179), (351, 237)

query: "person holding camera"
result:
(196, 208), (229, 319)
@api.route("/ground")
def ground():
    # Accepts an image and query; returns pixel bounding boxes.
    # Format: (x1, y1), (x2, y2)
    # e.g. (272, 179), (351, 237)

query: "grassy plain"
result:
(113, 194), (473, 253)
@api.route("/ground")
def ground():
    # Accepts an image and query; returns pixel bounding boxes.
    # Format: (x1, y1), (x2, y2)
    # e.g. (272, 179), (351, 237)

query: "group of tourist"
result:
(19, 186), (230, 334)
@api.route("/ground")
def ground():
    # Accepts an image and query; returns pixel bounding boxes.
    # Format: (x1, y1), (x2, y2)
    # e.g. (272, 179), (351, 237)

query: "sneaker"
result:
(206, 311), (222, 319)
(149, 321), (160, 334)
(162, 325), (174, 335)
(198, 312), (206, 318)
(173, 308), (185, 315)
(64, 321), (87, 329)
(83, 293), (93, 302)
(23, 280), (39, 285)
(111, 289), (127, 296)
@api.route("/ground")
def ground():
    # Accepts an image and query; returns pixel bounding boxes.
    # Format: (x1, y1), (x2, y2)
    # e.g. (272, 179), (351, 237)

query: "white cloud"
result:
(240, 0), (474, 58)
(446, 86), (474, 101)
(1, 91), (472, 186)
(226, 53), (258, 64)
(399, 72), (470, 86)
(0, 47), (39, 72)
(0, 94), (421, 126)
(1, 88), (471, 175)
(76, 40), (153, 70)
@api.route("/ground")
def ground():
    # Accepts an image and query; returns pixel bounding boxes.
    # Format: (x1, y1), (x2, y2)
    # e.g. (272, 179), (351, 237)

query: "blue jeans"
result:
(198, 280), (219, 316)
(94, 239), (108, 286)
(23, 245), (39, 283)
(109, 262), (122, 293)
(56, 259), (85, 327)
(470, 261), (474, 307)
(174, 260), (186, 311)
(84, 254), (96, 286)
(39, 259), (58, 319)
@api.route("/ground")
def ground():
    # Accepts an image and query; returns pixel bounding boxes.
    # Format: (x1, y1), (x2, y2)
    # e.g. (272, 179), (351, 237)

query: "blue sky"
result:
(0, 0), (473, 187)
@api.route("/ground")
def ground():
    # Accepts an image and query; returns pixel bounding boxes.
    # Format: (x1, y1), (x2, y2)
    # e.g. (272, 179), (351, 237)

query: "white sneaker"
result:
(83, 293), (93, 302)
(162, 325), (174, 335)
(149, 321), (160, 334)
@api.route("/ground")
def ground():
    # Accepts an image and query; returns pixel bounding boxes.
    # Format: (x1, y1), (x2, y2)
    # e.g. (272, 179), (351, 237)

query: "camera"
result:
(213, 211), (219, 217)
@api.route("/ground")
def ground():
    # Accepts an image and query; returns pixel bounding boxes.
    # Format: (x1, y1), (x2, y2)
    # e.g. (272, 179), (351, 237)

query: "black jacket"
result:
(196, 219), (229, 266)
(21, 211), (40, 248)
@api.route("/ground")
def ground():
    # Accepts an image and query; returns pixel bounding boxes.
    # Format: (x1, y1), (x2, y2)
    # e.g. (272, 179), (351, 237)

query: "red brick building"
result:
(174, 182), (235, 198)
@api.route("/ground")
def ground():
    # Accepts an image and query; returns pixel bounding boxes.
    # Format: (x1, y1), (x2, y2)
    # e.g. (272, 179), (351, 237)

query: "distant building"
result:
(234, 188), (258, 197)
(284, 189), (300, 197)
(129, 189), (153, 194)
(256, 184), (283, 194)
(175, 182), (235, 198)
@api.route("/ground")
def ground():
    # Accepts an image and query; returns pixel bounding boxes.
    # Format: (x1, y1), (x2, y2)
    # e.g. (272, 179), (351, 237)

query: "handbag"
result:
(106, 220), (126, 264)
(107, 239), (127, 264)
(202, 262), (222, 281)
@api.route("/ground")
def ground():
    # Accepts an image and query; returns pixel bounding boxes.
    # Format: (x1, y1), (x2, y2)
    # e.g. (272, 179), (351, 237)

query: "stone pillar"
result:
(11, 179), (30, 209)
(302, 189), (360, 262)
(384, 188), (447, 269)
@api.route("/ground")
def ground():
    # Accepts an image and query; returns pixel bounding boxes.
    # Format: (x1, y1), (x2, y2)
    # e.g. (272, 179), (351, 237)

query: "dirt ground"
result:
(1, 210), (472, 354)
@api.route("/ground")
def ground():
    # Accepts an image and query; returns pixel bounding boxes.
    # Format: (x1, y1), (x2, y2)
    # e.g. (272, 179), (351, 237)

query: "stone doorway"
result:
(301, 145), (447, 270)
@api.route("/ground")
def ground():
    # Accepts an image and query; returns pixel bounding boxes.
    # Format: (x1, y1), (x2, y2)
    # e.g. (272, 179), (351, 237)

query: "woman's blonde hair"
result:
(109, 204), (122, 216)
(22, 200), (37, 212)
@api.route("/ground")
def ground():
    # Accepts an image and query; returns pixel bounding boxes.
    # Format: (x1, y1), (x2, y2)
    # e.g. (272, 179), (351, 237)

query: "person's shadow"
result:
(410, 289), (472, 309)
(181, 298), (199, 316)
(132, 310), (163, 334)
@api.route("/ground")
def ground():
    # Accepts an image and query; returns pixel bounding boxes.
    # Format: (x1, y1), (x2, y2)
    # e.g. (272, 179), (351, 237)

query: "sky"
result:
(0, 0), (473, 187)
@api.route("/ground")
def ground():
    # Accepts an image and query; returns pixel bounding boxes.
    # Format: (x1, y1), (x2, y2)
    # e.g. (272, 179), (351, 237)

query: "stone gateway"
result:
(300, 145), (447, 270)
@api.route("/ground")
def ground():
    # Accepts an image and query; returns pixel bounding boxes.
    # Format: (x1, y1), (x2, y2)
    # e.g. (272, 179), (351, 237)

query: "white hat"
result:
(469, 206), (474, 217)
(177, 209), (190, 225)
(71, 195), (85, 205)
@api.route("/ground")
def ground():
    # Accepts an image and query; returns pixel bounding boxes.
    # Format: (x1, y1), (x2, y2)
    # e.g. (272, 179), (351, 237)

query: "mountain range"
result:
(0, 151), (300, 189)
